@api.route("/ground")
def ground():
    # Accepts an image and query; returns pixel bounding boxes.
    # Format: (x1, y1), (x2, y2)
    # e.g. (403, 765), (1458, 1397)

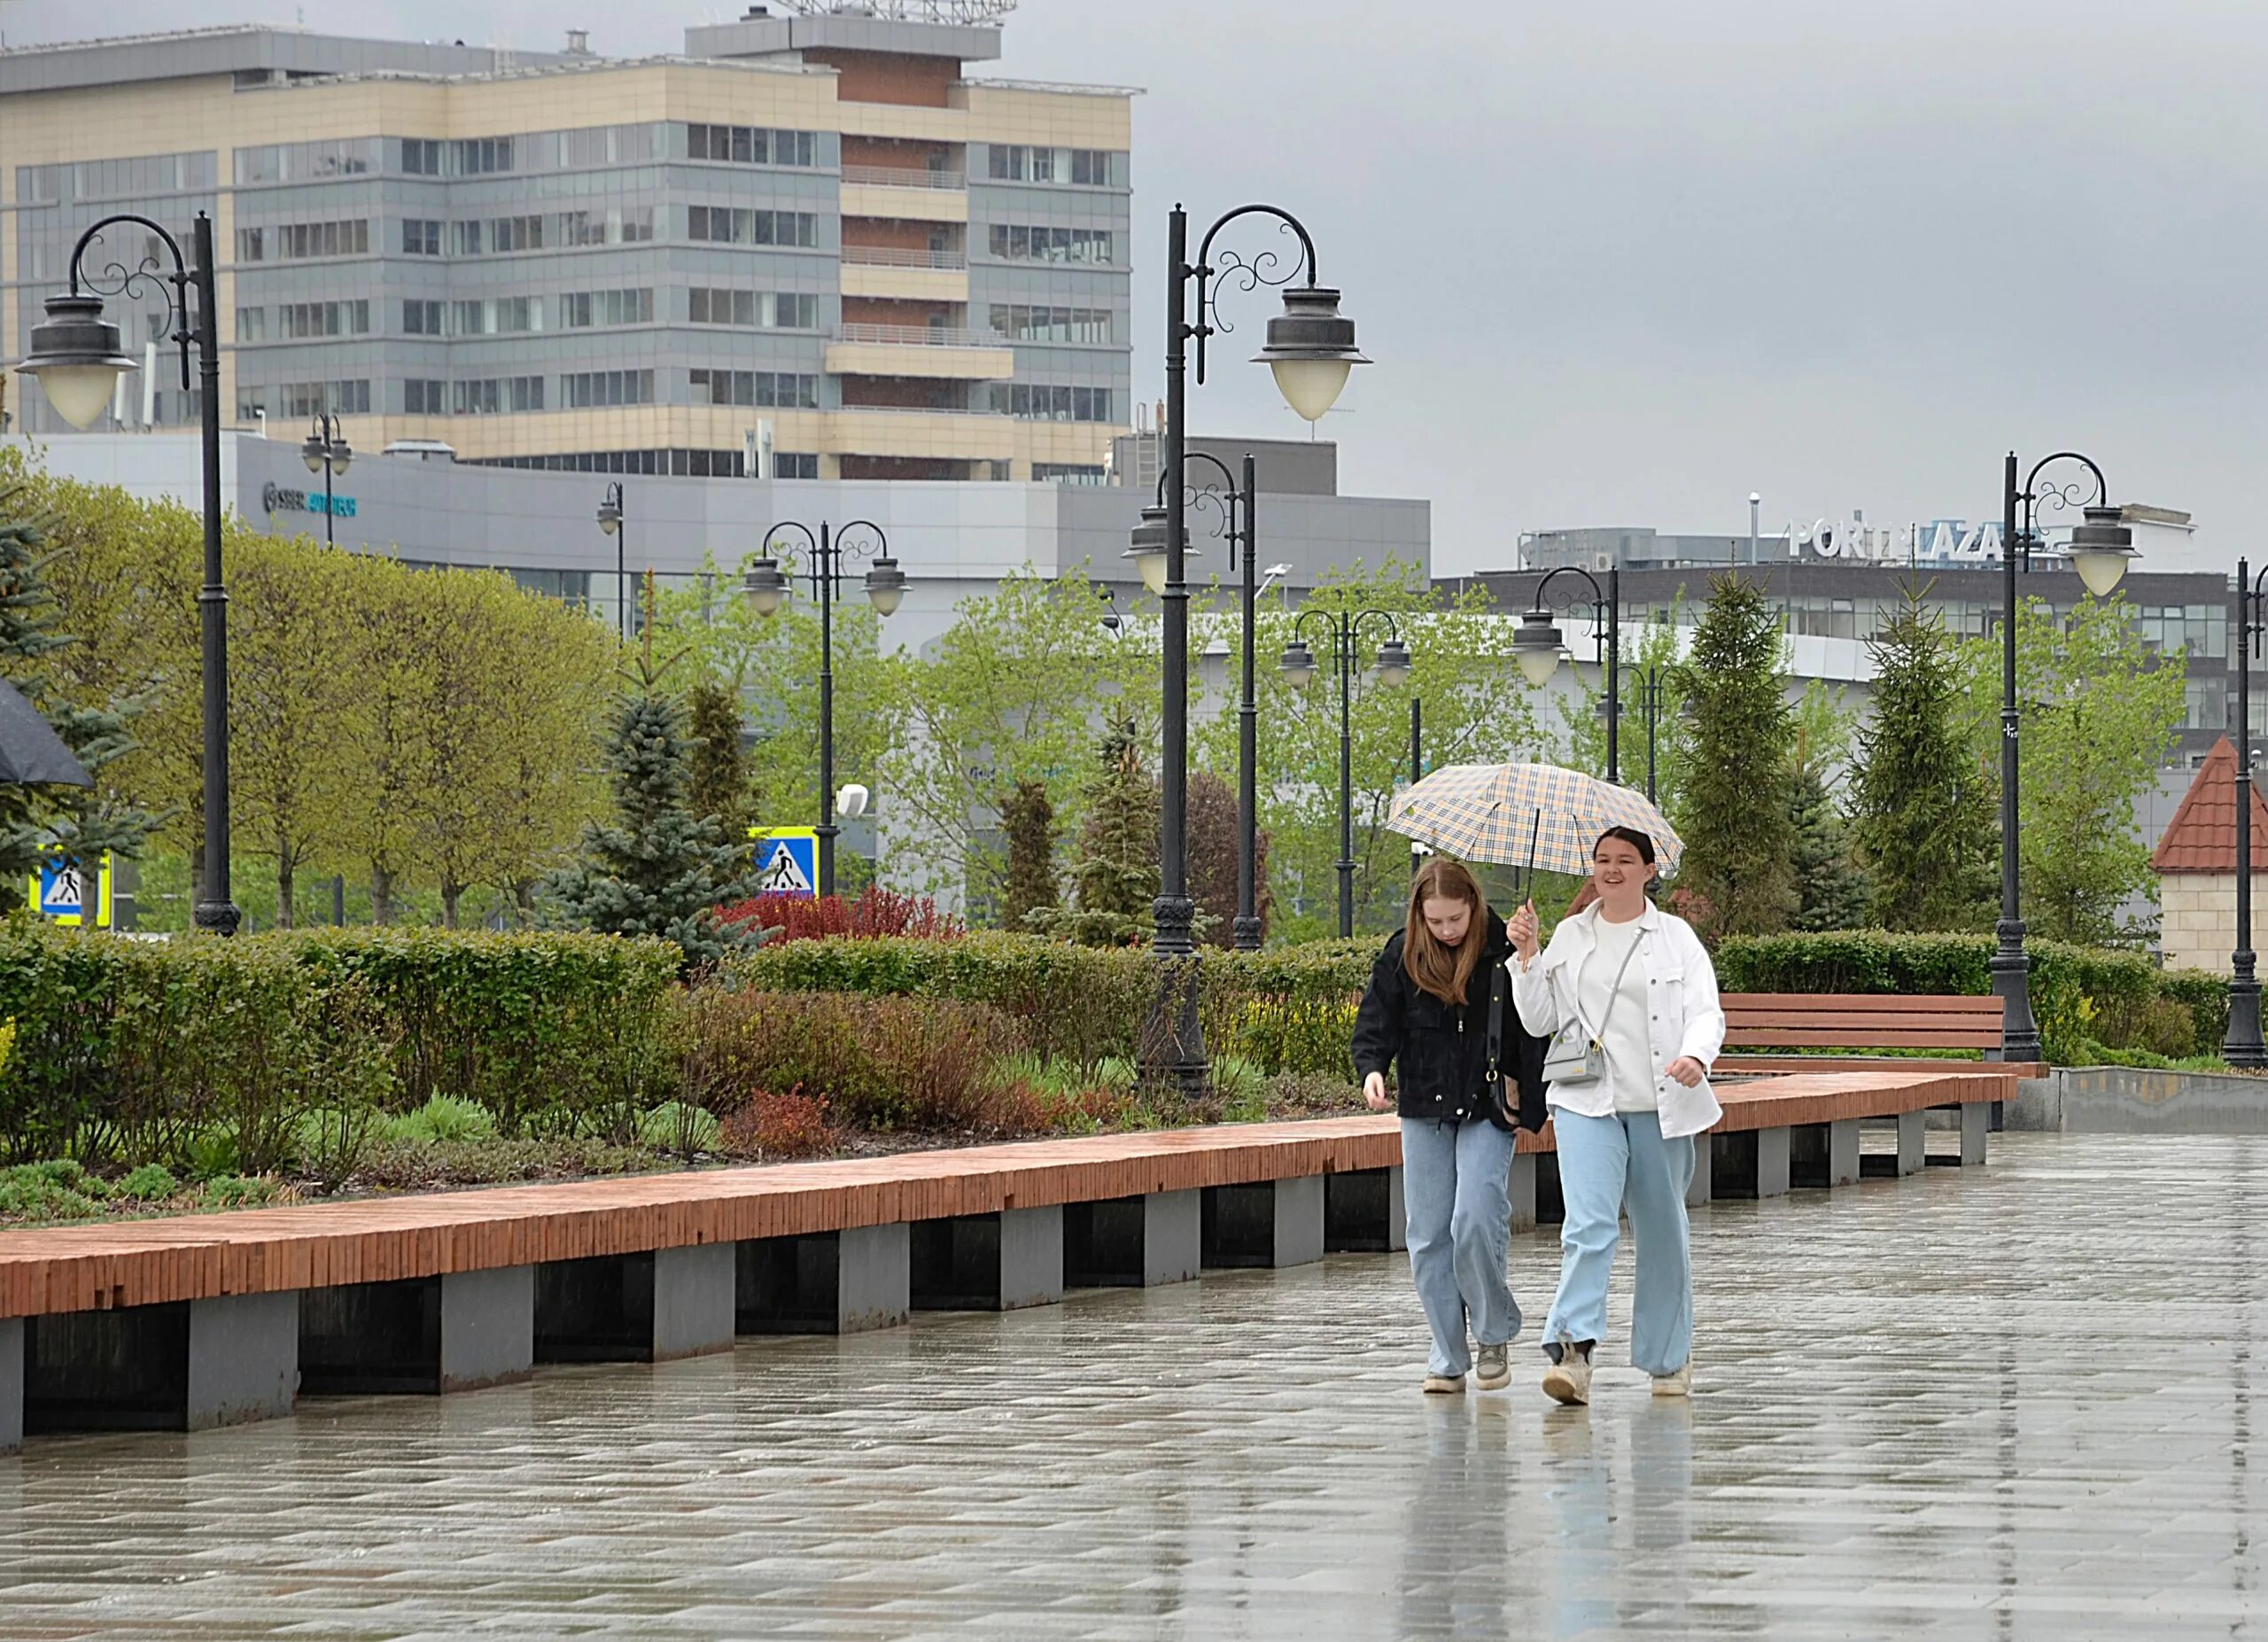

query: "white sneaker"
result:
(1475, 1343), (1511, 1391)
(1542, 1342), (1592, 1406)
(1651, 1363), (1692, 1397)
(1423, 1371), (1465, 1395)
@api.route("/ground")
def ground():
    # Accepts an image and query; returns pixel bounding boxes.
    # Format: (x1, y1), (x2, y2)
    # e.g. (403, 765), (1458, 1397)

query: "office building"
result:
(1, 4), (1131, 482)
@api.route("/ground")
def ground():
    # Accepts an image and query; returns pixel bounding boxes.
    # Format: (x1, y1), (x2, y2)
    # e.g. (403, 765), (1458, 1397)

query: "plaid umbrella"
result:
(1386, 761), (1682, 881)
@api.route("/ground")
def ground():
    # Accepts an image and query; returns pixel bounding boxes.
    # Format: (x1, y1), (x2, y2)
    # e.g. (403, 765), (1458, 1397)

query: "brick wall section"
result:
(809, 51), (958, 108)
(841, 297), (958, 329)
(842, 220), (946, 253)
(840, 135), (956, 171)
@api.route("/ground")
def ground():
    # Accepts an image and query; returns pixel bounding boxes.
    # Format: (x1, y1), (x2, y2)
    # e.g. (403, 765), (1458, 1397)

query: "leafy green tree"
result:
(1850, 589), (1995, 931)
(1028, 722), (1157, 946)
(1959, 593), (2186, 944)
(998, 777), (1058, 928)
(0, 475), (159, 903)
(541, 650), (762, 968)
(1554, 600), (1693, 814)
(1677, 574), (1797, 938)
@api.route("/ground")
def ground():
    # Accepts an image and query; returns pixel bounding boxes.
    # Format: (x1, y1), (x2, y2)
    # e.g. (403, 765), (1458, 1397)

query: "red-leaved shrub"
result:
(718, 1089), (839, 1160)
(719, 886), (966, 944)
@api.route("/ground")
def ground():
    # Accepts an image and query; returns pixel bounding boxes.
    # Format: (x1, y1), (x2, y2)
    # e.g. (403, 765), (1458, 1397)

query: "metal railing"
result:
(840, 245), (967, 270)
(842, 164), (967, 191)
(835, 323), (1006, 348)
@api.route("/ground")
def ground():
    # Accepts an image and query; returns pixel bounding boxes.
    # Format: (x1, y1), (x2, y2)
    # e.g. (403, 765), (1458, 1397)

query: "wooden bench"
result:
(1715, 992), (2048, 1079)
(0, 1067), (1999, 1451)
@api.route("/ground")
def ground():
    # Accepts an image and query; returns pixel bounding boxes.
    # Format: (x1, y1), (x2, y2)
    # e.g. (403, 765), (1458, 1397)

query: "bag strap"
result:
(1485, 963), (1505, 1083)
(1567, 922), (1644, 1048)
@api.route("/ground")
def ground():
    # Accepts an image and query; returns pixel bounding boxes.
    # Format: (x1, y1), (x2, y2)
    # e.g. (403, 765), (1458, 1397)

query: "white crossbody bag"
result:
(1539, 929), (1643, 1087)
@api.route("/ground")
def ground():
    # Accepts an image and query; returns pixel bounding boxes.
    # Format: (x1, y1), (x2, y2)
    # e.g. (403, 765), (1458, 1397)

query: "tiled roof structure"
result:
(2153, 736), (2268, 873)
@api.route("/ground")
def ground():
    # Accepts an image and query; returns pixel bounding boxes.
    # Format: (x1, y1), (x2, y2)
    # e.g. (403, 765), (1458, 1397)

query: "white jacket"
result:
(1509, 902), (1727, 1140)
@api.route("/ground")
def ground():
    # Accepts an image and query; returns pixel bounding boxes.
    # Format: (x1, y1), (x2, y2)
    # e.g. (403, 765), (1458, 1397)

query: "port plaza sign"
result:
(1796, 516), (2010, 566)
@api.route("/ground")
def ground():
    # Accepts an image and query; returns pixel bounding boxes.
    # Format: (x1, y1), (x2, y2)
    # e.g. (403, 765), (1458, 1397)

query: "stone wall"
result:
(2158, 872), (2268, 972)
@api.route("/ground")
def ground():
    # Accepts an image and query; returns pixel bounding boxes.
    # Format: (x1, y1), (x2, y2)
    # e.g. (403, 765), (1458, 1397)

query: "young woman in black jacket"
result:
(1352, 858), (1549, 1394)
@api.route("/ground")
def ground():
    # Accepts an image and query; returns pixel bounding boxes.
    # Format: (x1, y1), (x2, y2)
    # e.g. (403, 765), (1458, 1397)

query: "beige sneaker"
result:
(1423, 1371), (1466, 1395)
(1542, 1342), (1593, 1406)
(1475, 1343), (1511, 1391)
(1651, 1363), (1692, 1397)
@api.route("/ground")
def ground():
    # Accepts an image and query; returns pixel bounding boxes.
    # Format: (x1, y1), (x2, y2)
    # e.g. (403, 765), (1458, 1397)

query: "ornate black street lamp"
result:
(743, 519), (904, 897)
(1511, 565), (1621, 783)
(1148, 202), (1368, 1090)
(1610, 661), (1671, 805)
(15, 211), (238, 933)
(1282, 608), (1412, 938)
(2226, 559), (2268, 1068)
(1995, 451), (2139, 1061)
(594, 483), (627, 642)
(299, 413), (351, 549)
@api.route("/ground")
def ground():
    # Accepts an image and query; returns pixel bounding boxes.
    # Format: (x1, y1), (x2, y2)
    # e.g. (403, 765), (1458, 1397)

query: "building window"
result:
(561, 123), (660, 167)
(987, 144), (1114, 185)
(404, 378), (446, 414)
(559, 207), (657, 247)
(993, 383), (1114, 422)
(561, 370), (655, 409)
(561, 288), (655, 328)
(989, 304), (1114, 344)
(451, 377), (545, 415)
(687, 288), (819, 329)
(773, 453), (819, 479)
(1034, 463), (1107, 485)
(278, 300), (372, 339)
(235, 307), (267, 342)
(403, 219), (443, 257)
(237, 219), (370, 262)
(984, 223), (1115, 265)
(402, 299), (444, 336)
(686, 206), (818, 247)
(450, 296), (545, 336)
(400, 137), (443, 176)
(690, 369), (819, 408)
(452, 136), (515, 175)
(275, 379), (372, 417)
(685, 124), (819, 167)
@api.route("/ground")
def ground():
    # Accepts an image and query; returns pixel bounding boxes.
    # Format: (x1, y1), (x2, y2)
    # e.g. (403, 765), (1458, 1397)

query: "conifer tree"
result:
(541, 650), (763, 968)
(1028, 723), (1158, 946)
(1851, 588), (1995, 930)
(1789, 743), (1868, 932)
(999, 778), (1058, 929)
(1677, 574), (1797, 938)
(0, 483), (157, 902)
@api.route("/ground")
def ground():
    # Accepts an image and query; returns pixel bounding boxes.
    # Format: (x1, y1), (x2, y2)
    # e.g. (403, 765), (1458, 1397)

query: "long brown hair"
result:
(1403, 858), (1488, 1005)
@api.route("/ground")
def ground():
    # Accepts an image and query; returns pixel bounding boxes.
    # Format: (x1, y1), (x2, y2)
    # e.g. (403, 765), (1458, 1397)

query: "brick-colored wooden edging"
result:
(0, 1069), (1994, 1323)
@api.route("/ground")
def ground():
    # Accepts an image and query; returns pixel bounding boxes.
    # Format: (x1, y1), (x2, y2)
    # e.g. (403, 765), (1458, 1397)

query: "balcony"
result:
(841, 166), (968, 226)
(840, 244), (969, 303)
(826, 323), (1013, 382)
(842, 165), (966, 191)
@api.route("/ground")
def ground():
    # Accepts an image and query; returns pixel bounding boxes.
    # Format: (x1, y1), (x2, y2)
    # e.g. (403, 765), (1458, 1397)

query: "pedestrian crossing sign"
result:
(749, 827), (819, 898)
(27, 853), (113, 928)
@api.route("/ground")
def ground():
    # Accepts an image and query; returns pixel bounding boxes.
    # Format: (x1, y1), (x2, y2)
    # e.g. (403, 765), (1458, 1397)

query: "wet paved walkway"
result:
(3, 1132), (2265, 1640)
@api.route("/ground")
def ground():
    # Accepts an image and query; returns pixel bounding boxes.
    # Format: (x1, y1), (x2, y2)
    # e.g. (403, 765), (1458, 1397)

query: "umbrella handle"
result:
(1523, 810), (1542, 891)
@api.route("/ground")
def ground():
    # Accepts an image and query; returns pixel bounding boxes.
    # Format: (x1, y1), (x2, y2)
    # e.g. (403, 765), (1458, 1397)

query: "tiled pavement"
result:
(3, 1132), (2266, 1640)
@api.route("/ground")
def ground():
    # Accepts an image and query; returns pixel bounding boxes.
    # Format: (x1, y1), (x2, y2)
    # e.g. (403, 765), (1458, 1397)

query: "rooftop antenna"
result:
(775, 1), (1018, 19)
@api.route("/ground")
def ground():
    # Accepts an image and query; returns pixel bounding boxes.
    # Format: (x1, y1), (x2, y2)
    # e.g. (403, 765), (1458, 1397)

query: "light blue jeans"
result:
(1542, 1109), (1695, 1377)
(1400, 1117), (1522, 1376)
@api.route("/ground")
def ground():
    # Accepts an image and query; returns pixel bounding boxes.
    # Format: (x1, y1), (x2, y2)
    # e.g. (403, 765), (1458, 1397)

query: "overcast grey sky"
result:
(8, 0), (2265, 573)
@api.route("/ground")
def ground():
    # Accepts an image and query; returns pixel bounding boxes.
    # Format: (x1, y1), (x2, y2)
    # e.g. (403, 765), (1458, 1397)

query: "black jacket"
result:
(1351, 909), (1550, 1129)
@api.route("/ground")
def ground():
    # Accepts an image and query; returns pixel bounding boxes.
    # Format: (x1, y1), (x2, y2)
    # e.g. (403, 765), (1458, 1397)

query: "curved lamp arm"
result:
(1190, 202), (1322, 385)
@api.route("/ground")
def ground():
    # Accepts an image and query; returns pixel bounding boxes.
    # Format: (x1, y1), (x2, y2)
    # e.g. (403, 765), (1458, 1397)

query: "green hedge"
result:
(0, 922), (680, 1167)
(1713, 930), (2229, 1066)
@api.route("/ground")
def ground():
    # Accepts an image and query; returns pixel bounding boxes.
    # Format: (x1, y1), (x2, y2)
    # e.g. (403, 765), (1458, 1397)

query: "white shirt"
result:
(1577, 914), (1656, 1112)
(1509, 902), (1728, 1140)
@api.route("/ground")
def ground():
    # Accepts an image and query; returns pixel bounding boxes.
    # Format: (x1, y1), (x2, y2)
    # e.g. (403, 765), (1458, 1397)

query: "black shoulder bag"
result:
(1482, 964), (1517, 1132)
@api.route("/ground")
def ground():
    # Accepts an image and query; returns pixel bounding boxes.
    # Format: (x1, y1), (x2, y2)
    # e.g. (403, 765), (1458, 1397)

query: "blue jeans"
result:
(1542, 1109), (1695, 1377)
(1400, 1117), (1522, 1376)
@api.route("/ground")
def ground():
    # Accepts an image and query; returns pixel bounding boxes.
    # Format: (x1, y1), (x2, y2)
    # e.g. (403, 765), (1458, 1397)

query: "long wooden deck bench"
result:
(1714, 992), (2048, 1079)
(0, 1067), (1998, 1451)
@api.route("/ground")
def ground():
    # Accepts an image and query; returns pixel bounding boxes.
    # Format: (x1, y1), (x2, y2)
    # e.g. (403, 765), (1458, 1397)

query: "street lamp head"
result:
(328, 437), (351, 478)
(1125, 502), (1195, 596)
(864, 554), (906, 618)
(1373, 636), (1413, 688)
(16, 291), (136, 430)
(1511, 608), (1565, 688)
(1279, 637), (1318, 689)
(742, 555), (788, 617)
(594, 497), (622, 536)
(301, 433), (325, 475)
(2066, 504), (2137, 597)
(1253, 285), (1370, 423)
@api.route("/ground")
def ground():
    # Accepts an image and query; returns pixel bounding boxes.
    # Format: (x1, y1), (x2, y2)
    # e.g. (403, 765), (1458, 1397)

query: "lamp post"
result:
(1995, 452), (2139, 1061)
(1281, 608), (1411, 938)
(594, 483), (627, 642)
(15, 211), (238, 934)
(1612, 661), (1671, 805)
(2226, 559), (2268, 1067)
(742, 519), (904, 898)
(1511, 564), (1621, 783)
(299, 413), (351, 548)
(1149, 201), (1368, 1090)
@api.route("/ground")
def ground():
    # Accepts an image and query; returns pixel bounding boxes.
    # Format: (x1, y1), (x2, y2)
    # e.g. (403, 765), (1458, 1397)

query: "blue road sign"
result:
(751, 827), (819, 898)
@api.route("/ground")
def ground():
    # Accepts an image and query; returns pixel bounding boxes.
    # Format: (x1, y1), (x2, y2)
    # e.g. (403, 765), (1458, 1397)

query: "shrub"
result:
(720, 886), (965, 944)
(718, 1090), (839, 1161)
(384, 1095), (497, 1146)
(637, 1100), (722, 1156)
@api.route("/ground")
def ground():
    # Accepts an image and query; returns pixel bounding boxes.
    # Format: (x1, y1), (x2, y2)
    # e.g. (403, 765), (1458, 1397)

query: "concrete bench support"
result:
(1508, 1153), (1538, 1233)
(1789, 1119), (1862, 1189)
(1927, 1102), (1991, 1168)
(1686, 1132), (1713, 1208)
(737, 1225), (909, 1335)
(1709, 1127), (1790, 1200)
(22, 1292), (297, 1436)
(535, 1244), (735, 1364)
(1063, 1191), (1200, 1288)
(1, 1318), (21, 1455)
(1324, 1167), (1406, 1253)
(911, 1206), (1063, 1311)
(300, 1266), (534, 1396)
(1202, 1176), (1324, 1269)
(1861, 1110), (1929, 1178)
